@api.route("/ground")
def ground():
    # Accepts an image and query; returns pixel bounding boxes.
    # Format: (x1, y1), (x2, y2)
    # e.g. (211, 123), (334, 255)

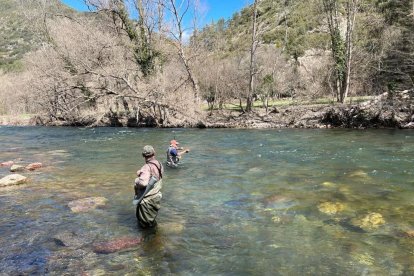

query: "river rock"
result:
(264, 194), (289, 203)
(92, 236), (143, 254)
(10, 165), (25, 172)
(348, 170), (369, 178)
(0, 161), (14, 167)
(321, 181), (336, 188)
(26, 162), (43, 171)
(53, 231), (94, 249)
(160, 222), (185, 234)
(404, 230), (414, 238)
(352, 212), (385, 230)
(0, 174), (28, 187)
(318, 202), (345, 215)
(263, 194), (297, 210)
(68, 197), (108, 213)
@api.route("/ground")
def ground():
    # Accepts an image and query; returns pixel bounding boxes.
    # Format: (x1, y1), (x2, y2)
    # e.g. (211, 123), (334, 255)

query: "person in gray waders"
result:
(166, 139), (189, 167)
(133, 145), (164, 228)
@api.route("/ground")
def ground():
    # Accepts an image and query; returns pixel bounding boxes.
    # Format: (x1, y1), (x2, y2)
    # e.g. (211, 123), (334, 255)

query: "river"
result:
(0, 127), (413, 275)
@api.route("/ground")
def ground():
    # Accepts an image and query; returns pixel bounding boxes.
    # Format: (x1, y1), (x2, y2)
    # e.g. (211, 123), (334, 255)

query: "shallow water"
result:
(0, 127), (413, 275)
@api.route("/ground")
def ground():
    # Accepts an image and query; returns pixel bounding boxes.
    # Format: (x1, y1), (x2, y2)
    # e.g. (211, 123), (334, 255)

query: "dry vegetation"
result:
(0, 0), (412, 127)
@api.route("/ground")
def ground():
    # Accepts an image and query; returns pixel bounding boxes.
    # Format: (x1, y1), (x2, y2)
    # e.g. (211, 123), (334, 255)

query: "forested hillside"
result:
(0, 0), (412, 127)
(0, 0), (75, 72)
(197, 0), (413, 105)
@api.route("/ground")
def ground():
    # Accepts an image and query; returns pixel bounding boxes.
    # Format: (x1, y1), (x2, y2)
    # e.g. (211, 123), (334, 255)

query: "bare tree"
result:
(246, 0), (260, 112)
(85, 0), (162, 76)
(322, 0), (359, 103)
(161, 0), (202, 104)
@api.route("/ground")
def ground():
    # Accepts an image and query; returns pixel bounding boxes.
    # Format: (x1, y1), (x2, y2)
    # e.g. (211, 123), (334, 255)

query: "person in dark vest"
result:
(133, 145), (163, 228)
(166, 139), (189, 167)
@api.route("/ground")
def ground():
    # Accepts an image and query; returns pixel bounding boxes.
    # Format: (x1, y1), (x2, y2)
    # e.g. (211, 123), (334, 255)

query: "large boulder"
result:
(68, 197), (108, 213)
(0, 174), (28, 187)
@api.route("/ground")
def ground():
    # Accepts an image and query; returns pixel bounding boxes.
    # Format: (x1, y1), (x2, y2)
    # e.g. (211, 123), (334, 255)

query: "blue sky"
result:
(61, 0), (253, 26)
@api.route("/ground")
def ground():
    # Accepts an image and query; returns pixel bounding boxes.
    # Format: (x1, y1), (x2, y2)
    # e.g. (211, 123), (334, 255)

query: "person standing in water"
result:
(133, 145), (163, 228)
(166, 139), (189, 167)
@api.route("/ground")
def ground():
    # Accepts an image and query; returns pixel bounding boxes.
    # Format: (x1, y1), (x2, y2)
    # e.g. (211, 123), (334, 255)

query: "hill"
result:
(0, 0), (76, 72)
(198, 0), (329, 58)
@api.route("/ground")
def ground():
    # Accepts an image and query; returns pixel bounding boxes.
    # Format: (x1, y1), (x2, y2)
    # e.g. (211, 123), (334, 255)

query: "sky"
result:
(61, 0), (253, 27)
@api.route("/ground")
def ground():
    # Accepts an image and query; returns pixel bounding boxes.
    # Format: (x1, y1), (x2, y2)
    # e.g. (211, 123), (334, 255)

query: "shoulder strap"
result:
(147, 160), (163, 179)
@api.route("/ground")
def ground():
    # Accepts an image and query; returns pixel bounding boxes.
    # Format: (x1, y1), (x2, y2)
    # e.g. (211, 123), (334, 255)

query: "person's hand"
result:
(185, 149), (190, 153)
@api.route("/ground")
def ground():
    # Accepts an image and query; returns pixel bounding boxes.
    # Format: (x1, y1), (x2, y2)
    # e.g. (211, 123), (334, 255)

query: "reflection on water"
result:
(0, 127), (413, 275)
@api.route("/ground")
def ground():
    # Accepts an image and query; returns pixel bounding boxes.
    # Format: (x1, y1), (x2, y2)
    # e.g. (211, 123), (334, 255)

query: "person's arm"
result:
(135, 165), (150, 188)
(178, 148), (190, 155)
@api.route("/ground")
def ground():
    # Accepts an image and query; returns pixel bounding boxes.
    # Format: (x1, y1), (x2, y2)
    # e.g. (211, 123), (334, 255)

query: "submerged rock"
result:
(272, 216), (282, 223)
(321, 181), (336, 188)
(46, 248), (90, 274)
(160, 222), (185, 234)
(352, 212), (385, 230)
(53, 231), (94, 249)
(68, 197), (108, 213)
(263, 194), (296, 210)
(0, 174), (28, 187)
(0, 161), (14, 167)
(92, 236), (143, 254)
(404, 230), (414, 238)
(318, 202), (345, 215)
(26, 163), (43, 171)
(352, 252), (375, 266)
(348, 170), (369, 178)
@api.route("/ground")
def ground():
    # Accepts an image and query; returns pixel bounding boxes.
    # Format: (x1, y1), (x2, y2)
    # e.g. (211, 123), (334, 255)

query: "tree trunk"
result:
(247, 0), (259, 112)
(169, 0), (200, 104)
(340, 0), (358, 102)
(323, 0), (358, 103)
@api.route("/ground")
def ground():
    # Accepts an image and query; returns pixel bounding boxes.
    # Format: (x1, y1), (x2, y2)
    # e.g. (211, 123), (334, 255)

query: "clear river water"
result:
(0, 127), (413, 275)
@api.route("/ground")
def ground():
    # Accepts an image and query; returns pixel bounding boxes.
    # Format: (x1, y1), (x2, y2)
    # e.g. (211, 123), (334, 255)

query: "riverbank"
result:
(204, 90), (413, 129)
(1, 90), (413, 129)
(0, 114), (34, 126)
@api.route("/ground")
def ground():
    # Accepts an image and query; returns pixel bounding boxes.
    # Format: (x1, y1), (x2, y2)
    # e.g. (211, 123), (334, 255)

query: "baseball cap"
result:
(142, 145), (155, 157)
(170, 140), (179, 146)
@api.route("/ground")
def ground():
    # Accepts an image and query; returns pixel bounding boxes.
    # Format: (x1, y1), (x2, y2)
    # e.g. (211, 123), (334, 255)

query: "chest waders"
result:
(166, 146), (179, 167)
(136, 160), (163, 228)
